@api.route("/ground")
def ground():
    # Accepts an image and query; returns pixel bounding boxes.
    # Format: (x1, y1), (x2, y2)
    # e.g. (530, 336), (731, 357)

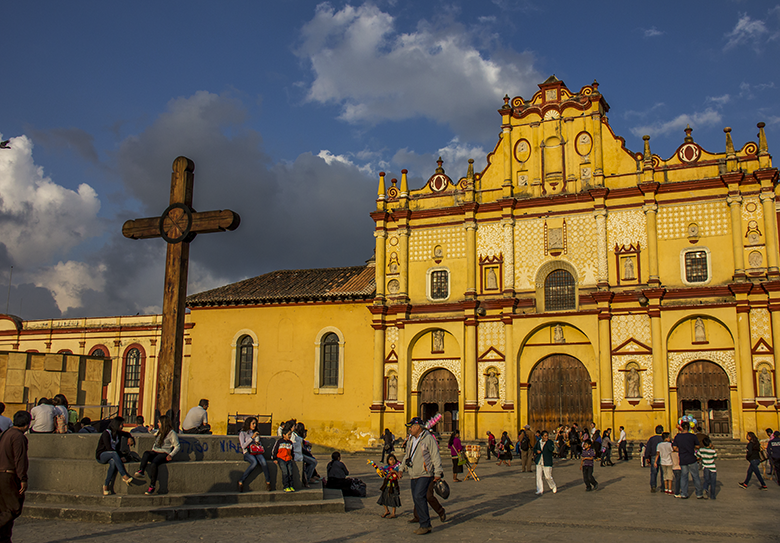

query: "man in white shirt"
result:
(0, 403), (12, 432)
(181, 399), (211, 434)
(617, 426), (628, 461)
(30, 399), (55, 433)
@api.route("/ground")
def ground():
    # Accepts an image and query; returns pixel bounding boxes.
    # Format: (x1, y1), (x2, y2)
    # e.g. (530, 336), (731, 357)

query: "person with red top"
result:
(272, 429), (295, 492)
(486, 431), (497, 460)
(0, 411), (30, 543)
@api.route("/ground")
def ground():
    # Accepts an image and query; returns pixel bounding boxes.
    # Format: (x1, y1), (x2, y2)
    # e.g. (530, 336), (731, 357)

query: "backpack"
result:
(55, 409), (68, 434)
(520, 434), (530, 451)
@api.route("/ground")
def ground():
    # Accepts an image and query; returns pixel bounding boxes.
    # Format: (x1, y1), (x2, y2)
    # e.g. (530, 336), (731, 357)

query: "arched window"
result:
(236, 335), (253, 388)
(124, 348), (141, 388)
(91, 349), (105, 357)
(321, 333), (339, 387)
(122, 346), (145, 424)
(544, 269), (576, 311)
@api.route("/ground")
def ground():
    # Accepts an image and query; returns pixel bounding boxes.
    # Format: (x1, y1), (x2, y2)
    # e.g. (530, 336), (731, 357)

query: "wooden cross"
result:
(122, 156), (240, 425)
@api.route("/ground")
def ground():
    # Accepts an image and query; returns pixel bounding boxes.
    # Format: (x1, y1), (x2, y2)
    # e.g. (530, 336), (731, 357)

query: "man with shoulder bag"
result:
(399, 417), (444, 535)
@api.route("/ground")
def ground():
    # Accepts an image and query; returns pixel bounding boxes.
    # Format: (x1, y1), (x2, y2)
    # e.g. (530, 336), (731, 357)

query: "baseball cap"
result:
(405, 417), (424, 427)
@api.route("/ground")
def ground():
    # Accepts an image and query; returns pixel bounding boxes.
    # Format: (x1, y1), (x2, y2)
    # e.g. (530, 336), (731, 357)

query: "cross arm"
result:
(123, 209), (240, 241)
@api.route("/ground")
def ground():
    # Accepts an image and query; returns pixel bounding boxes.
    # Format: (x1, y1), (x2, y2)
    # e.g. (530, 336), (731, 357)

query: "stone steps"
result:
(23, 489), (343, 523)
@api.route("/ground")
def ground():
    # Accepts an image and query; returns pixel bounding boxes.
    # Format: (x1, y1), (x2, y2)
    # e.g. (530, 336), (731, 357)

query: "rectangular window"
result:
(431, 270), (449, 300)
(685, 251), (708, 283)
(122, 393), (139, 423)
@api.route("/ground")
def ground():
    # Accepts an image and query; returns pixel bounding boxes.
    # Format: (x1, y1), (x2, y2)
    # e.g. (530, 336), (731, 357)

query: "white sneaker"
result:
(552, 488), (557, 494)
(535, 491), (543, 495)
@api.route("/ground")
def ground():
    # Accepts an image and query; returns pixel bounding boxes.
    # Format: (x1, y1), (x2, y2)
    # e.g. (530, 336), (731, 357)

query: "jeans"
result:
(138, 450), (170, 487)
(411, 477), (444, 522)
(411, 477), (433, 528)
(743, 459), (766, 487)
(278, 459), (293, 489)
(241, 453), (270, 484)
(649, 458), (662, 488)
(680, 463), (702, 497)
(673, 469), (681, 495)
(582, 465), (597, 489)
(302, 455), (317, 483)
(98, 451), (129, 487)
(702, 468), (717, 498)
(618, 441), (627, 460)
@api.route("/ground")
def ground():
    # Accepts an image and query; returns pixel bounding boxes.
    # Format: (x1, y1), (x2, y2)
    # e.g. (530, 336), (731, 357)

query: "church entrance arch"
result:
(528, 354), (592, 432)
(419, 368), (459, 433)
(676, 361), (731, 435)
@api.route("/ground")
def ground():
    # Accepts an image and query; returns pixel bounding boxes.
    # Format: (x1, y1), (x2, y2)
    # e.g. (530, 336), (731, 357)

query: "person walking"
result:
(95, 417), (135, 495)
(448, 430), (465, 482)
(767, 431), (780, 486)
(600, 429), (614, 466)
(135, 415), (180, 495)
(486, 431), (497, 461)
(237, 416), (271, 492)
(381, 428), (395, 463)
(580, 440), (598, 491)
(739, 431), (768, 490)
(672, 421), (703, 499)
(697, 436), (718, 499)
(519, 426), (532, 472)
(617, 426), (628, 461)
(0, 411), (30, 543)
(644, 425), (664, 492)
(568, 424), (581, 460)
(497, 431), (513, 467)
(398, 417), (444, 536)
(533, 430), (557, 495)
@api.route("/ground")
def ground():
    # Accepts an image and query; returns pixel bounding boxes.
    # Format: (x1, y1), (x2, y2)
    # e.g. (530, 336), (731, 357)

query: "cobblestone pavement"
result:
(16, 454), (780, 543)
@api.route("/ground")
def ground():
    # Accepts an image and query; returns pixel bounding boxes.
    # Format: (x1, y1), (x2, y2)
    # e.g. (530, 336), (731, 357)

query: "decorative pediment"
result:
(612, 337), (652, 355)
(384, 349), (398, 363)
(752, 338), (773, 355)
(478, 346), (505, 362)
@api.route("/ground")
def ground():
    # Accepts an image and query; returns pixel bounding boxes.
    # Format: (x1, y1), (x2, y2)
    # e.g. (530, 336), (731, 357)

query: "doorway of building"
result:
(677, 360), (731, 436)
(419, 368), (459, 433)
(528, 354), (593, 432)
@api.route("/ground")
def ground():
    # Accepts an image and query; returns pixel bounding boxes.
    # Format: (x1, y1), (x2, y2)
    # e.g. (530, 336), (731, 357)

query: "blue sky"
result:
(1, 1), (779, 319)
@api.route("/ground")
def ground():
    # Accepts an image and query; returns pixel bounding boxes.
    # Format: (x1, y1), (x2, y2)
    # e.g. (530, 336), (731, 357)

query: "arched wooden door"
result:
(677, 360), (731, 435)
(528, 354), (593, 432)
(419, 368), (459, 432)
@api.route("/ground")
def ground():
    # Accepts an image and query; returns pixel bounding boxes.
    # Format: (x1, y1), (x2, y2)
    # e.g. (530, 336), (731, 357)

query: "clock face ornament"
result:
(159, 203), (194, 243)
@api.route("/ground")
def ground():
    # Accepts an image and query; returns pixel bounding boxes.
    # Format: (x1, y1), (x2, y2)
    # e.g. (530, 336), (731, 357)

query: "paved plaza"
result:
(16, 453), (780, 542)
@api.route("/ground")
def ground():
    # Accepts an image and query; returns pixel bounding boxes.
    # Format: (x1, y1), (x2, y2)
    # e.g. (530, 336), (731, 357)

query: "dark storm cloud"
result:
(27, 127), (101, 164)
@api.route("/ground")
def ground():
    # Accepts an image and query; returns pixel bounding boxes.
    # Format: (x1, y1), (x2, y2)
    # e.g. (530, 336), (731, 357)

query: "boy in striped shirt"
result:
(697, 436), (717, 499)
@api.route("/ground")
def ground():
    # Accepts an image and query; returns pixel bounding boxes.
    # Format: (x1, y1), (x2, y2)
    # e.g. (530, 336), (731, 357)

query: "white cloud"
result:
(724, 13), (770, 50)
(643, 27), (664, 38)
(296, 3), (541, 141)
(630, 109), (723, 139)
(0, 134), (102, 268)
(739, 81), (776, 99)
(32, 260), (106, 313)
(706, 94), (731, 106)
(317, 149), (374, 175)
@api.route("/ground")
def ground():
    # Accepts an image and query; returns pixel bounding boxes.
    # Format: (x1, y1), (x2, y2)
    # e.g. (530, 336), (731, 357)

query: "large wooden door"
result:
(677, 360), (731, 435)
(528, 355), (593, 432)
(419, 369), (459, 432)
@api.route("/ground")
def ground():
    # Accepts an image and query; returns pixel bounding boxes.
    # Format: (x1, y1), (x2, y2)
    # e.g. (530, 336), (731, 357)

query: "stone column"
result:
(503, 317), (516, 429)
(646, 289), (668, 426)
(372, 326), (386, 412)
(502, 216), (515, 295)
(643, 203), (660, 285)
(731, 284), (755, 433)
(502, 125), (513, 199)
(464, 320), (478, 440)
(465, 219), (477, 298)
(594, 209), (608, 285)
(760, 190), (780, 276)
(591, 112), (604, 186)
(593, 292), (614, 424)
(398, 226), (410, 299)
(374, 230), (387, 300)
(727, 195), (745, 279)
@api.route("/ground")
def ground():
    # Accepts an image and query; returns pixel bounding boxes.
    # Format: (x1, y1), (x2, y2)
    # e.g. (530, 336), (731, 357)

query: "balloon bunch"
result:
(678, 414), (697, 430)
(367, 459), (400, 482)
(424, 413), (443, 429)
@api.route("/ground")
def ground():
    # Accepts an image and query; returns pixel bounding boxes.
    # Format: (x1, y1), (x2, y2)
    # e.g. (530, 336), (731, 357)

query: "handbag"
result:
(433, 479), (450, 500)
(759, 448), (768, 463)
(249, 442), (264, 455)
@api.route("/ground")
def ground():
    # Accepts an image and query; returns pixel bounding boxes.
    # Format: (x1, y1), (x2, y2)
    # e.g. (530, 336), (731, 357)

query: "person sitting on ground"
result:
(238, 416), (271, 492)
(30, 398), (55, 434)
(181, 399), (211, 434)
(135, 415), (180, 495)
(95, 416), (135, 495)
(325, 451), (352, 491)
(130, 415), (149, 433)
(0, 403), (12, 433)
(78, 417), (97, 433)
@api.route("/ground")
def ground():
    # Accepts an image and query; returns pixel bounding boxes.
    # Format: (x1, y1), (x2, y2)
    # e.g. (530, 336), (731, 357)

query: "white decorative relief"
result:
(742, 197), (763, 223)
(411, 358), (461, 391)
(478, 321), (505, 354)
(386, 326), (399, 348)
(611, 315), (652, 349)
(384, 363), (399, 376)
(657, 201), (730, 240)
(478, 361), (506, 406)
(607, 209), (648, 249)
(753, 355), (774, 370)
(668, 350), (736, 387)
(750, 308), (772, 348)
(409, 227), (466, 262)
(612, 354), (653, 407)
(477, 223), (503, 257)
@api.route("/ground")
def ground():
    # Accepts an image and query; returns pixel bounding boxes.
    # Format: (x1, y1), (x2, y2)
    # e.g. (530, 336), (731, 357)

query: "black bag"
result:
(433, 479), (450, 500)
(520, 435), (530, 451)
(349, 477), (367, 497)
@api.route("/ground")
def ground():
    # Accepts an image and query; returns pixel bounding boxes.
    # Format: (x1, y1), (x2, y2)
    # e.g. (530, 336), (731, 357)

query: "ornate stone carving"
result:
(612, 355), (653, 406)
(477, 361), (505, 406)
(477, 223), (503, 258)
(750, 308), (771, 349)
(412, 359), (461, 391)
(478, 321), (505, 354)
(668, 350), (736, 387)
(607, 209), (648, 251)
(657, 202), (731, 240)
(409, 226), (466, 262)
(611, 315), (651, 348)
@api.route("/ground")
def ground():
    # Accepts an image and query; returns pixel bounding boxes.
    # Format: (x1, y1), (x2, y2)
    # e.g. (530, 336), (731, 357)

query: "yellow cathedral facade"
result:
(3, 77), (780, 449)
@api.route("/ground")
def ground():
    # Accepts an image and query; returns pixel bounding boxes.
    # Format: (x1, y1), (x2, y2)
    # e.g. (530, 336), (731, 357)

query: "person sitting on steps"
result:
(135, 415), (180, 495)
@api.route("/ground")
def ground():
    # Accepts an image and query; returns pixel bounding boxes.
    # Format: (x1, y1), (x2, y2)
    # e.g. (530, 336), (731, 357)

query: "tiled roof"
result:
(186, 265), (376, 307)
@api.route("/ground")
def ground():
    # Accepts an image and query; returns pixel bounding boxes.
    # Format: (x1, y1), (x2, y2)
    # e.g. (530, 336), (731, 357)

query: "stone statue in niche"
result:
(626, 367), (641, 398)
(758, 367), (773, 397)
(486, 370), (499, 399)
(623, 257), (635, 280)
(553, 324), (565, 344)
(387, 374), (398, 401)
(486, 268), (498, 290)
(432, 330), (445, 353)
(548, 228), (564, 250)
(694, 318), (706, 342)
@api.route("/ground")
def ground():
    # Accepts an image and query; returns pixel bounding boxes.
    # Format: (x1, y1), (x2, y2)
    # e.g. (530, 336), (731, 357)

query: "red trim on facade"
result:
(119, 343), (146, 421)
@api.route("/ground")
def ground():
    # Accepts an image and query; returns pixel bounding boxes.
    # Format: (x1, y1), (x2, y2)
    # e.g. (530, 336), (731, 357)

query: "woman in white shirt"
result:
(135, 415), (180, 495)
(238, 417), (271, 492)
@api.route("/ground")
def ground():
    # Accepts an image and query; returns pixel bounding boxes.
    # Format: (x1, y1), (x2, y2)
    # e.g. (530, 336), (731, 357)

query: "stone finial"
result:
(684, 124), (694, 143)
(400, 169), (409, 196)
(503, 94), (510, 107)
(758, 122), (768, 154)
(467, 158), (475, 180)
(643, 135), (652, 163)
(377, 171), (386, 199)
(435, 157), (445, 175)
(724, 127), (735, 155)
(592, 79), (599, 92)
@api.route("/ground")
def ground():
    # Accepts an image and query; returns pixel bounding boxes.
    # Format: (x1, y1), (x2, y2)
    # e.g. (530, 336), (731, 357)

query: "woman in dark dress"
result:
(740, 431), (768, 490)
(448, 430), (465, 482)
(497, 431), (513, 466)
(381, 428), (395, 463)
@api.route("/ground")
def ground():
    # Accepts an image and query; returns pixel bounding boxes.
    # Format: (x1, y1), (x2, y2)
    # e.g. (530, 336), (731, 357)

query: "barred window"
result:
(236, 335), (253, 388)
(124, 348), (141, 388)
(122, 393), (139, 424)
(91, 348), (105, 357)
(430, 270), (449, 300)
(544, 269), (576, 311)
(684, 251), (708, 283)
(321, 333), (339, 387)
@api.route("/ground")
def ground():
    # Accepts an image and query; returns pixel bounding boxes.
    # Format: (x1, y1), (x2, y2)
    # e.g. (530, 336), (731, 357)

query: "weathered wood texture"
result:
(528, 354), (593, 432)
